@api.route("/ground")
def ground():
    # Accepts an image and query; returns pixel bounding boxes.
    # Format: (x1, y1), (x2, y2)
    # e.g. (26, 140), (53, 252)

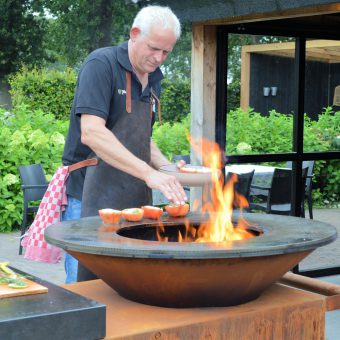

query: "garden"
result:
(0, 67), (339, 232)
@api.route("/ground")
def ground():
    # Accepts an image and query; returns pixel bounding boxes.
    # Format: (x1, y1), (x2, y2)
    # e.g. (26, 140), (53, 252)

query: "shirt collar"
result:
(117, 41), (164, 85)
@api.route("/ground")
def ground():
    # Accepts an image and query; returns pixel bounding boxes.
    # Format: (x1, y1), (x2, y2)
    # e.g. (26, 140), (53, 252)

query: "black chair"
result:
(249, 168), (308, 216)
(18, 164), (49, 255)
(286, 161), (315, 219)
(225, 170), (255, 209)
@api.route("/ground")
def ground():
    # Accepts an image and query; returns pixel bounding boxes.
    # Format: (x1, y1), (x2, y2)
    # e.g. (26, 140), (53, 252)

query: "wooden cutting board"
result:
(0, 278), (48, 298)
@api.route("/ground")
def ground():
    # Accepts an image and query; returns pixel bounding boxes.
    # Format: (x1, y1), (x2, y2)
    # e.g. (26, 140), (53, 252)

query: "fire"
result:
(157, 137), (255, 242)
(192, 137), (254, 242)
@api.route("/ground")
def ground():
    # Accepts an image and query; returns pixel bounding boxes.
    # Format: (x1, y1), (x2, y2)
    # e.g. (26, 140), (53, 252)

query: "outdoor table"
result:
(0, 269), (105, 340)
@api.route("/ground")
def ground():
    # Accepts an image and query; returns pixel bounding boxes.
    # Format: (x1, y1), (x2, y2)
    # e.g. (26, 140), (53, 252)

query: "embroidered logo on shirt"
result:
(118, 89), (126, 95)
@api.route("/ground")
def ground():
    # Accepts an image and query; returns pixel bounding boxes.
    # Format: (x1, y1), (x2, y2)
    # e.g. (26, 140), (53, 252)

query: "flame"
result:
(156, 136), (255, 242)
(193, 137), (253, 241)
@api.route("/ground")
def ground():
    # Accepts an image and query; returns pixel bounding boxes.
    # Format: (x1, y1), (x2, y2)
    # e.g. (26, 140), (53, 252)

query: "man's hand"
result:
(144, 169), (187, 205)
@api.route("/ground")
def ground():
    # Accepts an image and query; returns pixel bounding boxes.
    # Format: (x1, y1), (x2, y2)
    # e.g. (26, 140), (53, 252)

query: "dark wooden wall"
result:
(249, 54), (340, 120)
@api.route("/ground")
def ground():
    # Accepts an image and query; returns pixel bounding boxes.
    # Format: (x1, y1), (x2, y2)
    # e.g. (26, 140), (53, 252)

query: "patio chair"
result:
(249, 167), (308, 216)
(286, 161), (315, 219)
(225, 170), (255, 209)
(18, 164), (49, 255)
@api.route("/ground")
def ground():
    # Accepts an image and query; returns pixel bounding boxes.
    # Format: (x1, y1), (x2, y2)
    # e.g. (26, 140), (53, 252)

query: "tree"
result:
(0, 0), (47, 77)
(43, 0), (138, 66)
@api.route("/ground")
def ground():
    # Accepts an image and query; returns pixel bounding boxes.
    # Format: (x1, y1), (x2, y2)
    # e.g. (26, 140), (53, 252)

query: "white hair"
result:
(132, 5), (181, 40)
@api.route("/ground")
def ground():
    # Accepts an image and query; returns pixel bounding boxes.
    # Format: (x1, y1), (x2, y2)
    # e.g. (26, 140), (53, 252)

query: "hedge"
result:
(8, 67), (77, 121)
(8, 67), (191, 123)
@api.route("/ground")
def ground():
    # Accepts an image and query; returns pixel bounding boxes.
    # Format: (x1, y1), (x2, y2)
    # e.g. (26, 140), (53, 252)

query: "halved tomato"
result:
(98, 209), (121, 224)
(142, 206), (163, 219)
(165, 203), (189, 217)
(122, 208), (144, 222)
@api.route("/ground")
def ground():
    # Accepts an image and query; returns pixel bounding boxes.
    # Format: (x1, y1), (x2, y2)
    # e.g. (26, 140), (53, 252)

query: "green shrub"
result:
(225, 107), (339, 206)
(160, 78), (190, 123)
(8, 67), (76, 120)
(152, 114), (191, 160)
(0, 105), (69, 231)
(152, 107), (339, 206)
(8, 67), (191, 123)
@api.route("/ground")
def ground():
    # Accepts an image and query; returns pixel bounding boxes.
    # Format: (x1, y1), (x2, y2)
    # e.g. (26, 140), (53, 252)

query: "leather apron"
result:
(78, 72), (156, 281)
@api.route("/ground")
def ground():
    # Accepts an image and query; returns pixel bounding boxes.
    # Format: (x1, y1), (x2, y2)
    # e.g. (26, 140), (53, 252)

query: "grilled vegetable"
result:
(165, 203), (189, 217)
(0, 262), (28, 289)
(98, 209), (121, 224)
(141, 206), (163, 219)
(122, 208), (144, 222)
(0, 262), (17, 278)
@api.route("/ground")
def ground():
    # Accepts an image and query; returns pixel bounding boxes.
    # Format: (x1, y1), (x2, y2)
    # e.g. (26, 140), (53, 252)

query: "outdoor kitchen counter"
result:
(0, 269), (106, 340)
(62, 279), (327, 340)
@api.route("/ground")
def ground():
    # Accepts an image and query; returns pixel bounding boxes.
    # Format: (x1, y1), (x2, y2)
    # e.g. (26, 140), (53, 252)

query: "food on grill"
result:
(122, 208), (144, 222)
(179, 165), (212, 173)
(0, 262), (28, 289)
(98, 209), (122, 224)
(165, 203), (189, 217)
(141, 206), (163, 219)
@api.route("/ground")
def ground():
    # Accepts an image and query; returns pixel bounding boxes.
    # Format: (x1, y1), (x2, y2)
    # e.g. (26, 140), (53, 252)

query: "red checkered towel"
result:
(21, 166), (69, 264)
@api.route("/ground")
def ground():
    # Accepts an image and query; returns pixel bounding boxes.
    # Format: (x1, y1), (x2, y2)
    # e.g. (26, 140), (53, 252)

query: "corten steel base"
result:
(70, 250), (311, 307)
(63, 279), (327, 340)
(45, 212), (337, 308)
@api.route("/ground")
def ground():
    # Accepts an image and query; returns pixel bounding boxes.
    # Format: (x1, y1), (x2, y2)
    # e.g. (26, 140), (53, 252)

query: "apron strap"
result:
(126, 71), (132, 113)
(68, 158), (98, 173)
(151, 88), (162, 125)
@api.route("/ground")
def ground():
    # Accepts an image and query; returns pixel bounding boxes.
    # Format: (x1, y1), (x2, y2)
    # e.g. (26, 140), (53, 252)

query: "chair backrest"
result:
(269, 168), (292, 206)
(269, 167), (308, 206)
(226, 170), (255, 205)
(18, 164), (48, 202)
(303, 161), (315, 194)
(286, 160), (315, 194)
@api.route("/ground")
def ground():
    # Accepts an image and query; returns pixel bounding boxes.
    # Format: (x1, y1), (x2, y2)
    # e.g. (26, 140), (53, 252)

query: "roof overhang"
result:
(127, 0), (340, 25)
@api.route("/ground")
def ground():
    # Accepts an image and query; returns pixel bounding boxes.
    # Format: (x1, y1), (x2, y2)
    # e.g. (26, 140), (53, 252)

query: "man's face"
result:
(130, 25), (177, 75)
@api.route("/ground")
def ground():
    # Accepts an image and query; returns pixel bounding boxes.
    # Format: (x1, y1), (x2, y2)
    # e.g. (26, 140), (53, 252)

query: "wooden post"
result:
(240, 48), (250, 109)
(190, 25), (217, 208)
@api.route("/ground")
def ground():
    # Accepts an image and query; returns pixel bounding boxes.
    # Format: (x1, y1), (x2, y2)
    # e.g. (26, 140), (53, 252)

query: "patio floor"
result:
(0, 208), (339, 338)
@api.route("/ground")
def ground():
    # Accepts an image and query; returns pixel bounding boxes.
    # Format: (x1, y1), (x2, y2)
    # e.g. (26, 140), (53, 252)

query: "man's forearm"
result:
(150, 140), (172, 169)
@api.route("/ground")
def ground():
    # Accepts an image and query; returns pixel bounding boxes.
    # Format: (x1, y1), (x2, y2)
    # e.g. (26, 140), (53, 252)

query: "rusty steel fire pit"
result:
(45, 212), (337, 308)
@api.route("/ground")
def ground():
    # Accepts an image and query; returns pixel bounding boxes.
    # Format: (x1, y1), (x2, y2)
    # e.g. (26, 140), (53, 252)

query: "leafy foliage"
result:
(0, 0), (47, 76)
(161, 78), (190, 123)
(42, 0), (138, 66)
(0, 105), (68, 231)
(9, 66), (190, 123)
(226, 108), (293, 154)
(152, 115), (191, 160)
(153, 107), (339, 207)
(8, 67), (76, 120)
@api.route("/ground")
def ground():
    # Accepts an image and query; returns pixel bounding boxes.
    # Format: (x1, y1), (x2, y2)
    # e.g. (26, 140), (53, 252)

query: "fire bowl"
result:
(45, 212), (337, 308)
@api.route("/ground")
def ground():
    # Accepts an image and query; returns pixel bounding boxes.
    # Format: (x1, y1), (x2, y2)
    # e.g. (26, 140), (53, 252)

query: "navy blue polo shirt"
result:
(62, 41), (164, 201)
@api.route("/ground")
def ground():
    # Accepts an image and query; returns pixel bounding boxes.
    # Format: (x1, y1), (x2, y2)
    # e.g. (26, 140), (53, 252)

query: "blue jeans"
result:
(62, 196), (81, 283)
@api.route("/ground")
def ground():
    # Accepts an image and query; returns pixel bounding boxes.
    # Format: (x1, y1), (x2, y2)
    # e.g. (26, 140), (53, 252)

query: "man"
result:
(62, 5), (187, 283)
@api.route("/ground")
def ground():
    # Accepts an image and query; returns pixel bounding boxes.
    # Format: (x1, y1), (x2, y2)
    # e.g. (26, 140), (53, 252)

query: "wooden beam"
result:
(240, 50), (250, 109)
(243, 39), (340, 54)
(190, 25), (217, 207)
(190, 25), (217, 163)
